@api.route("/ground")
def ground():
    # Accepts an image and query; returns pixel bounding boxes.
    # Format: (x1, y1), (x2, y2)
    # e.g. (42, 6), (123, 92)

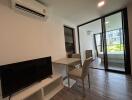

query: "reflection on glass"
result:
(79, 19), (104, 69)
(105, 12), (125, 71)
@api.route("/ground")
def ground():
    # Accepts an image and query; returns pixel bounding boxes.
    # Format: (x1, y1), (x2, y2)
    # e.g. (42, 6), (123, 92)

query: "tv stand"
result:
(2, 74), (63, 100)
(49, 75), (53, 78)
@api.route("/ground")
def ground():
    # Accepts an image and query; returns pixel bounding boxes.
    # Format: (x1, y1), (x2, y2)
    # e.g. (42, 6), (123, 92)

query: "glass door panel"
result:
(105, 12), (125, 72)
(79, 19), (104, 69)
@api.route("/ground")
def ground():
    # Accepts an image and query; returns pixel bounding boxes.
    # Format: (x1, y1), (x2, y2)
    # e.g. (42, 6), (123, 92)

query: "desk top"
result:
(53, 58), (80, 65)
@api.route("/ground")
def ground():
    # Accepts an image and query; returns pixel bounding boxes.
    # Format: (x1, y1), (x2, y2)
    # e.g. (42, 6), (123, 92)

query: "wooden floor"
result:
(51, 69), (132, 100)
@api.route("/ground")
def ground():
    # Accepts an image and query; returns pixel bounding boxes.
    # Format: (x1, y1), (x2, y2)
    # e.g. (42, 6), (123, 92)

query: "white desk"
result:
(53, 58), (81, 87)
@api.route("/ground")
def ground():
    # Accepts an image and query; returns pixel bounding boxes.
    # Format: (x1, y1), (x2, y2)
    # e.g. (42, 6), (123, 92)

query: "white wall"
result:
(127, 2), (132, 74)
(75, 28), (79, 53)
(79, 28), (96, 62)
(0, 0), (76, 66)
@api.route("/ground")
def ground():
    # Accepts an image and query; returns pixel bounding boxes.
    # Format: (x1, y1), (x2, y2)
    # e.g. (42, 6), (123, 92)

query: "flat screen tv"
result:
(0, 56), (53, 98)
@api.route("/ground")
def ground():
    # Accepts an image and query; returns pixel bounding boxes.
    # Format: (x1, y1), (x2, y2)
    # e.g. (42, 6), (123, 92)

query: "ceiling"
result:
(39, 0), (132, 25)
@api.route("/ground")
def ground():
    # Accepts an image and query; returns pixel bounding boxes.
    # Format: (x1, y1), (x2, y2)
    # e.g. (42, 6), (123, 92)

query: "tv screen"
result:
(0, 56), (52, 98)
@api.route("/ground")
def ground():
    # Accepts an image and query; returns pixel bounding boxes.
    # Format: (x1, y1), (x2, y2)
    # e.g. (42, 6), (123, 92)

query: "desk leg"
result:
(66, 65), (70, 87)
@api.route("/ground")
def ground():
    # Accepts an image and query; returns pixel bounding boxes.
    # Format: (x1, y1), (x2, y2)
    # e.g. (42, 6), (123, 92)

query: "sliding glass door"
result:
(105, 12), (125, 71)
(78, 8), (131, 74)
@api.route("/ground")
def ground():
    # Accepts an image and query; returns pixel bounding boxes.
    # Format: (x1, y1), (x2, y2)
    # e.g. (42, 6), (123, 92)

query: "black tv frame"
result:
(0, 56), (53, 98)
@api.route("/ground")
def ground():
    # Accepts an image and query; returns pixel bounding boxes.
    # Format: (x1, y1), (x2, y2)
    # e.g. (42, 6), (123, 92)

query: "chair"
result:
(68, 57), (92, 93)
(86, 50), (93, 59)
(72, 54), (81, 58)
(68, 54), (81, 71)
(72, 53), (81, 67)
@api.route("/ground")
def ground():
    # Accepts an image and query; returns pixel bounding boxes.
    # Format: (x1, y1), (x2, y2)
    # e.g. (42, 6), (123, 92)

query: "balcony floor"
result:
(90, 58), (125, 72)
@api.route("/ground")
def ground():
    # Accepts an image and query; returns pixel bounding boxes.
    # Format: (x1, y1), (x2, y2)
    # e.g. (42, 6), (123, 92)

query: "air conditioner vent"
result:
(15, 4), (45, 17)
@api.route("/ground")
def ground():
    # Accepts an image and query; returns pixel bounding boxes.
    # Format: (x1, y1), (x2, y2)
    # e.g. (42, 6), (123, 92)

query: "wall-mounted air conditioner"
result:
(11, 0), (47, 18)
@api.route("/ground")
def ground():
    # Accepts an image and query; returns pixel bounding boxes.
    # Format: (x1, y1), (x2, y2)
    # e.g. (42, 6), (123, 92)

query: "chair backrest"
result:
(72, 54), (81, 58)
(81, 57), (93, 78)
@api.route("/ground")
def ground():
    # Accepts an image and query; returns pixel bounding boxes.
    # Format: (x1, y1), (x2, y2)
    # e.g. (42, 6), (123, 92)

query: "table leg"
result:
(66, 65), (70, 87)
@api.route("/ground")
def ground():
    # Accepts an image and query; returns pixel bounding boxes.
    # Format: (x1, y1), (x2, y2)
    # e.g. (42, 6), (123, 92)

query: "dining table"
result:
(53, 58), (81, 87)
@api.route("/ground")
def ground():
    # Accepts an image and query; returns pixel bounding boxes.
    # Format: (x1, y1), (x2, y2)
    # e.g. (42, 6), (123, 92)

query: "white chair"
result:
(70, 54), (81, 69)
(72, 54), (81, 58)
(68, 57), (92, 92)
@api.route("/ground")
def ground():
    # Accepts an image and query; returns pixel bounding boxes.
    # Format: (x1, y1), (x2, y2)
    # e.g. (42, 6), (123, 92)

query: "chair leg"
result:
(87, 74), (90, 88)
(82, 79), (85, 93)
(87, 67), (90, 89)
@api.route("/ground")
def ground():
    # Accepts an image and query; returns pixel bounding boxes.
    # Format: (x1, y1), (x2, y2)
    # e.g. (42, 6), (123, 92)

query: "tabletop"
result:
(53, 58), (80, 65)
